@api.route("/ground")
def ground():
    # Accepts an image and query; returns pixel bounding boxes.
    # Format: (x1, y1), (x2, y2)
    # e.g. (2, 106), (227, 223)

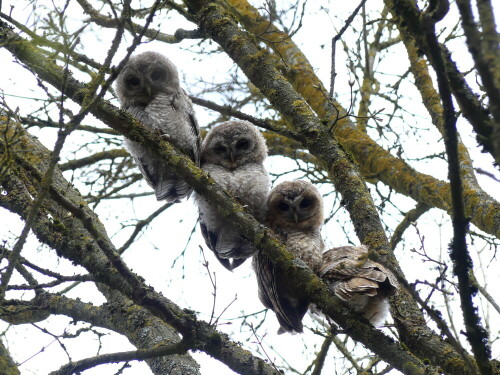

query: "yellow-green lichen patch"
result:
(291, 100), (313, 117)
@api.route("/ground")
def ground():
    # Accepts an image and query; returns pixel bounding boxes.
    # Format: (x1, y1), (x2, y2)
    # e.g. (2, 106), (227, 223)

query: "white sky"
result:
(0, 0), (499, 374)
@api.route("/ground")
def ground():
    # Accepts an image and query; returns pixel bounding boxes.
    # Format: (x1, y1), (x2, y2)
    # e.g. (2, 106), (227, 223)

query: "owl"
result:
(195, 120), (270, 271)
(320, 245), (398, 325)
(253, 180), (325, 333)
(115, 51), (200, 202)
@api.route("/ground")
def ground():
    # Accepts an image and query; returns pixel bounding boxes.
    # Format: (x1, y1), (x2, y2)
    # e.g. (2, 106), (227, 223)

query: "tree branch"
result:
(225, 0), (500, 238)
(422, 12), (493, 375)
(59, 149), (129, 171)
(49, 340), (190, 375)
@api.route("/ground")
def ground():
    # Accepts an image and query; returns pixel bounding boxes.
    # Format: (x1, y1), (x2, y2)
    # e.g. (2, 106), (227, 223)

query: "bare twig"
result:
(330, 0), (368, 97)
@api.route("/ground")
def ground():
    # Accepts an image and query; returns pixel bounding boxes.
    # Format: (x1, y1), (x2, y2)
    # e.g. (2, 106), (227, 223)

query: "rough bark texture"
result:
(0, 340), (20, 375)
(224, 0), (500, 238)
(0, 28), (440, 375)
(185, 2), (496, 374)
(0, 117), (279, 375)
(0, 1), (498, 374)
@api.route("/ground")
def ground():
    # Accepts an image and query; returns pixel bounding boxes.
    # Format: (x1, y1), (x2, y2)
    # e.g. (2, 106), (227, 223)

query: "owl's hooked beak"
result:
(229, 150), (235, 164)
(292, 208), (299, 223)
(146, 84), (152, 97)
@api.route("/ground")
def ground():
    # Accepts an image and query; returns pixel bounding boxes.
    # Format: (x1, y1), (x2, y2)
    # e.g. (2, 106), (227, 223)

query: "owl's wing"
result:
(199, 220), (246, 271)
(330, 277), (379, 301)
(155, 178), (192, 202)
(132, 154), (157, 190)
(254, 251), (308, 334)
(181, 89), (201, 167)
(216, 232), (256, 258)
(188, 111), (201, 167)
(123, 105), (193, 202)
(321, 246), (398, 299)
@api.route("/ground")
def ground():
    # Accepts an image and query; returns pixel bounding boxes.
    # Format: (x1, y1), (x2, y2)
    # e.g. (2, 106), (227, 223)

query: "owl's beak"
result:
(229, 150), (235, 164)
(146, 85), (152, 97)
(292, 209), (299, 223)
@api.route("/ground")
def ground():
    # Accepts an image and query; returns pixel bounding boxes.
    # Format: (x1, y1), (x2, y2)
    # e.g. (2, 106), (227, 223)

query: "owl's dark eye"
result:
(300, 198), (311, 209)
(236, 139), (250, 150)
(214, 145), (227, 154)
(126, 76), (141, 87)
(278, 202), (289, 211)
(150, 69), (166, 81)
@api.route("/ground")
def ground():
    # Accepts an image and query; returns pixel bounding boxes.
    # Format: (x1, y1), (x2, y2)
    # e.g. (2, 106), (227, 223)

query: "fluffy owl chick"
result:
(115, 51), (200, 202)
(320, 245), (398, 326)
(195, 120), (270, 271)
(254, 180), (324, 334)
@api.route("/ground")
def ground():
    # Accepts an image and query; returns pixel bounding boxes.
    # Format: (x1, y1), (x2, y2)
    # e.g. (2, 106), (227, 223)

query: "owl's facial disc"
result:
(275, 195), (315, 223)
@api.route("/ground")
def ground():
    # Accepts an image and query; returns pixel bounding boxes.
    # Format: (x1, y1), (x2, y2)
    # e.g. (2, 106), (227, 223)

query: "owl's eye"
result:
(236, 139), (250, 150)
(300, 198), (311, 209)
(278, 202), (289, 211)
(126, 76), (141, 87)
(214, 145), (227, 154)
(150, 69), (166, 81)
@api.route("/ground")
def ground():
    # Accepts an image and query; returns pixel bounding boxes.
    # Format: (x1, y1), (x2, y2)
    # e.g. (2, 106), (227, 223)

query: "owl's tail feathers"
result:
(198, 222), (248, 271)
(331, 278), (379, 301)
(216, 236), (256, 259)
(325, 277), (396, 326)
(216, 255), (246, 271)
(275, 302), (307, 334)
(211, 234), (256, 270)
(254, 251), (307, 334)
(155, 179), (192, 202)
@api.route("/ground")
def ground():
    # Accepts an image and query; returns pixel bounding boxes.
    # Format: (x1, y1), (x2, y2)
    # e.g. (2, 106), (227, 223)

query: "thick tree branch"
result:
(0, 339), (20, 375)
(402, 36), (480, 187)
(423, 13), (493, 375)
(0, 115), (283, 375)
(0, 10), (496, 375)
(198, 2), (498, 374)
(225, 0), (500, 238)
(49, 341), (190, 375)
(0, 65), (438, 375)
(385, 0), (499, 165)
(0, 293), (201, 375)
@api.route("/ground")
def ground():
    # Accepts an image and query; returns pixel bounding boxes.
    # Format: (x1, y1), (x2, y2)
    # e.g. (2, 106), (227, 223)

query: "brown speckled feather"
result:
(320, 245), (398, 325)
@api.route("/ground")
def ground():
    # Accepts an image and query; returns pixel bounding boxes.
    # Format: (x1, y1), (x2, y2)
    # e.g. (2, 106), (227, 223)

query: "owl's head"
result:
(201, 120), (268, 169)
(115, 51), (180, 107)
(266, 180), (323, 231)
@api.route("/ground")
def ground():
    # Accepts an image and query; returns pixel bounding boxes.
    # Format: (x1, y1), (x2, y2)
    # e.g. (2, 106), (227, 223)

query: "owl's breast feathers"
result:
(274, 229), (324, 274)
(127, 93), (199, 158)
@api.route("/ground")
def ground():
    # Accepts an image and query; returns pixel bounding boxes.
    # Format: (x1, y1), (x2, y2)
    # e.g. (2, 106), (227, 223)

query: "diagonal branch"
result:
(225, 0), (500, 238)
(0, 58), (438, 375)
(0, 115), (283, 375)
(49, 340), (190, 375)
(0, 292), (201, 375)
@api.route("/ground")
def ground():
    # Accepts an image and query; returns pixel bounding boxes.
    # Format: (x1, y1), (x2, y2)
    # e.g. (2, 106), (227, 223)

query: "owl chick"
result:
(253, 180), (324, 333)
(320, 245), (398, 326)
(115, 51), (200, 202)
(195, 120), (270, 271)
